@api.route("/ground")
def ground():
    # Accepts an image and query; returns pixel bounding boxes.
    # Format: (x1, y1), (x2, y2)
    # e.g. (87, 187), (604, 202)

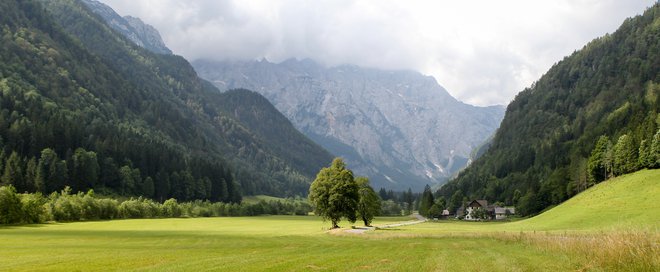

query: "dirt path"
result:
(343, 214), (427, 234)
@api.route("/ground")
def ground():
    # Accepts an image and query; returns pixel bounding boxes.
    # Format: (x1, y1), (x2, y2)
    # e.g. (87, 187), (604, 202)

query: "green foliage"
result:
(1, 151), (23, 190)
(308, 158), (359, 228)
(587, 135), (611, 183)
(0, 184), (315, 225)
(418, 184), (434, 217)
(380, 200), (404, 216)
(0, 185), (22, 224)
(427, 198), (445, 219)
(651, 129), (660, 167)
(356, 177), (381, 226)
(470, 207), (488, 221)
(613, 135), (638, 175)
(161, 198), (181, 217)
(71, 148), (99, 192)
(440, 4), (660, 215)
(19, 192), (47, 223)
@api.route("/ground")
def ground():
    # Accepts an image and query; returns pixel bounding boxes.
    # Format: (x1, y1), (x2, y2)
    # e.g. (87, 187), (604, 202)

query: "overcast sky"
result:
(101, 0), (654, 106)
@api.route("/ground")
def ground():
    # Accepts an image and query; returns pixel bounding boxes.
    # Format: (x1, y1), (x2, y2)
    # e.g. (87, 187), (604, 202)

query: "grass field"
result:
(0, 170), (658, 271)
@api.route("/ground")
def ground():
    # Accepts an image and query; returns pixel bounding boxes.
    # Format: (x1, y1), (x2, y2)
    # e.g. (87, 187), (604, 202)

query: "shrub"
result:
(0, 186), (23, 224)
(161, 198), (181, 217)
(19, 192), (47, 224)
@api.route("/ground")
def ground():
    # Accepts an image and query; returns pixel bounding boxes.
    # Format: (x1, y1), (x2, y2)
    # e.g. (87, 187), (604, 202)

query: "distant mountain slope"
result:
(0, 0), (332, 201)
(81, 0), (172, 54)
(439, 4), (659, 215)
(193, 58), (505, 190)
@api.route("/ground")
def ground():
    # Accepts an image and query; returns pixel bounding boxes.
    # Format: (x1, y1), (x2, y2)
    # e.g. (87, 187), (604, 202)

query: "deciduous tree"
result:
(356, 177), (381, 226)
(308, 158), (359, 228)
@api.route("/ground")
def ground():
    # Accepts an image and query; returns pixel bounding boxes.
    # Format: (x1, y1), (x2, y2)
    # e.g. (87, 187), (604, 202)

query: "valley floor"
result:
(0, 215), (656, 271)
(0, 170), (658, 271)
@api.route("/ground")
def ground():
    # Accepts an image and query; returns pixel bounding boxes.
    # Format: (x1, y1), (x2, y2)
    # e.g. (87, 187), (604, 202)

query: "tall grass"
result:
(495, 229), (659, 271)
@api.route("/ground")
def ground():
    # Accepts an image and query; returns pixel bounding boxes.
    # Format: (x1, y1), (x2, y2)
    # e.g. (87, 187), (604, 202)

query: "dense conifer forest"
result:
(0, 0), (333, 202)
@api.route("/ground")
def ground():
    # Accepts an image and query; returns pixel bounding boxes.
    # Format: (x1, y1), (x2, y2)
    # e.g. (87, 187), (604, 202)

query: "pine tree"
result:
(638, 139), (651, 169)
(651, 129), (660, 168)
(1, 152), (24, 192)
(613, 135), (638, 175)
(587, 135), (610, 183)
(24, 157), (37, 192)
(419, 184), (435, 217)
(142, 176), (155, 198)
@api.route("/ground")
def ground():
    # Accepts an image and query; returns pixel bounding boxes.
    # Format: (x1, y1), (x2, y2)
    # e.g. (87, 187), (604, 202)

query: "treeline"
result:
(587, 131), (660, 184)
(0, 185), (313, 224)
(0, 146), (240, 203)
(438, 4), (659, 216)
(378, 187), (418, 216)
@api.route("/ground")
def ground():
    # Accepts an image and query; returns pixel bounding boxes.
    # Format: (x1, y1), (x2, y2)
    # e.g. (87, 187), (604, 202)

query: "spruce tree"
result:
(2, 152), (24, 192)
(419, 184), (435, 217)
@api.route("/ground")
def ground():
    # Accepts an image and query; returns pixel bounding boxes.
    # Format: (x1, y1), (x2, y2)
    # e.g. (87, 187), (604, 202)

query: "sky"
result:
(101, 0), (655, 106)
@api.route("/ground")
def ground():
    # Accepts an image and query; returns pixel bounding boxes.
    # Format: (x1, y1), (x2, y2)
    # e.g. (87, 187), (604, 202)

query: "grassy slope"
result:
(513, 169), (659, 230)
(407, 169), (660, 234)
(0, 170), (657, 271)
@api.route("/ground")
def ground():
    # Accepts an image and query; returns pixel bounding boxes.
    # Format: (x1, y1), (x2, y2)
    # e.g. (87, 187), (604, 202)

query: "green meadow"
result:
(1, 170), (658, 271)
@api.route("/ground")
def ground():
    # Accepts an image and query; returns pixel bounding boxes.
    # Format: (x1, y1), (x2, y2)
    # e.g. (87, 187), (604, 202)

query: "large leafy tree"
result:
(308, 158), (359, 228)
(356, 177), (381, 226)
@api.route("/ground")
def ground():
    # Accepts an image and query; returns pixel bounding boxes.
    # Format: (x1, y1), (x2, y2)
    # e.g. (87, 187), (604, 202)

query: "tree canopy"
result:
(308, 158), (359, 228)
(356, 177), (381, 226)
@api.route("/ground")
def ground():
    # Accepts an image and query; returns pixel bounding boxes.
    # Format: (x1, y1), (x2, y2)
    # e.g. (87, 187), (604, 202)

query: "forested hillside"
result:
(0, 0), (333, 202)
(439, 4), (659, 215)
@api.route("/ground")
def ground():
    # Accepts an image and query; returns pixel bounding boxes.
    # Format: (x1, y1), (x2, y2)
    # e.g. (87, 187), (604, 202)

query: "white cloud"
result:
(101, 0), (655, 106)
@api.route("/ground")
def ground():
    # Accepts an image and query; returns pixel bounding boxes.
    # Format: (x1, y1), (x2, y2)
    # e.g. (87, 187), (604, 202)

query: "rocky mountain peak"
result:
(193, 58), (505, 190)
(82, 0), (172, 55)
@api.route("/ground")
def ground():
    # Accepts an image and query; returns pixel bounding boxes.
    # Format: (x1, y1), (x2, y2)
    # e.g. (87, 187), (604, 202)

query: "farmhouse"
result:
(457, 200), (515, 220)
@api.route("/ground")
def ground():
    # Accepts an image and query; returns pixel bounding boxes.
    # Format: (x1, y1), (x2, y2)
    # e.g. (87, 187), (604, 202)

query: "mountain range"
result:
(193, 59), (505, 190)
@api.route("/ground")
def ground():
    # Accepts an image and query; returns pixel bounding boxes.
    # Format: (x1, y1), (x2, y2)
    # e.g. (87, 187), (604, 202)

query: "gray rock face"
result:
(193, 59), (505, 190)
(82, 0), (172, 55)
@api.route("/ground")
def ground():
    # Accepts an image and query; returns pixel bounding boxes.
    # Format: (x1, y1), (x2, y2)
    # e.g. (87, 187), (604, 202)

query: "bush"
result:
(0, 186), (23, 224)
(19, 192), (47, 224)
(161, 198), (181, 217)
(50, 187), (83, 222)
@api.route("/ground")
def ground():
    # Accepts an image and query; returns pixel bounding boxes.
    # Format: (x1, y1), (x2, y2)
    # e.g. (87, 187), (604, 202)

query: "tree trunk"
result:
(332, 219), (339, 229)
(362, 216), (369, 227)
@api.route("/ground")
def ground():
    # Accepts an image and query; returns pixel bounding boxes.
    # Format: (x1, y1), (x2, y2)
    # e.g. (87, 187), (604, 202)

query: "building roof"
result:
(476, 200), (488, 207)
(467, 200), (488, 208)
(495, 207), (516, 214)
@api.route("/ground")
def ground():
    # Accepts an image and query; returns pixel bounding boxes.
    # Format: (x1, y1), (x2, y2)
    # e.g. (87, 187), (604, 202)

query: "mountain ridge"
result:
(0, 0), (333, 201)
(194, 58), (505, 190)
(81, 0), (172, 55)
